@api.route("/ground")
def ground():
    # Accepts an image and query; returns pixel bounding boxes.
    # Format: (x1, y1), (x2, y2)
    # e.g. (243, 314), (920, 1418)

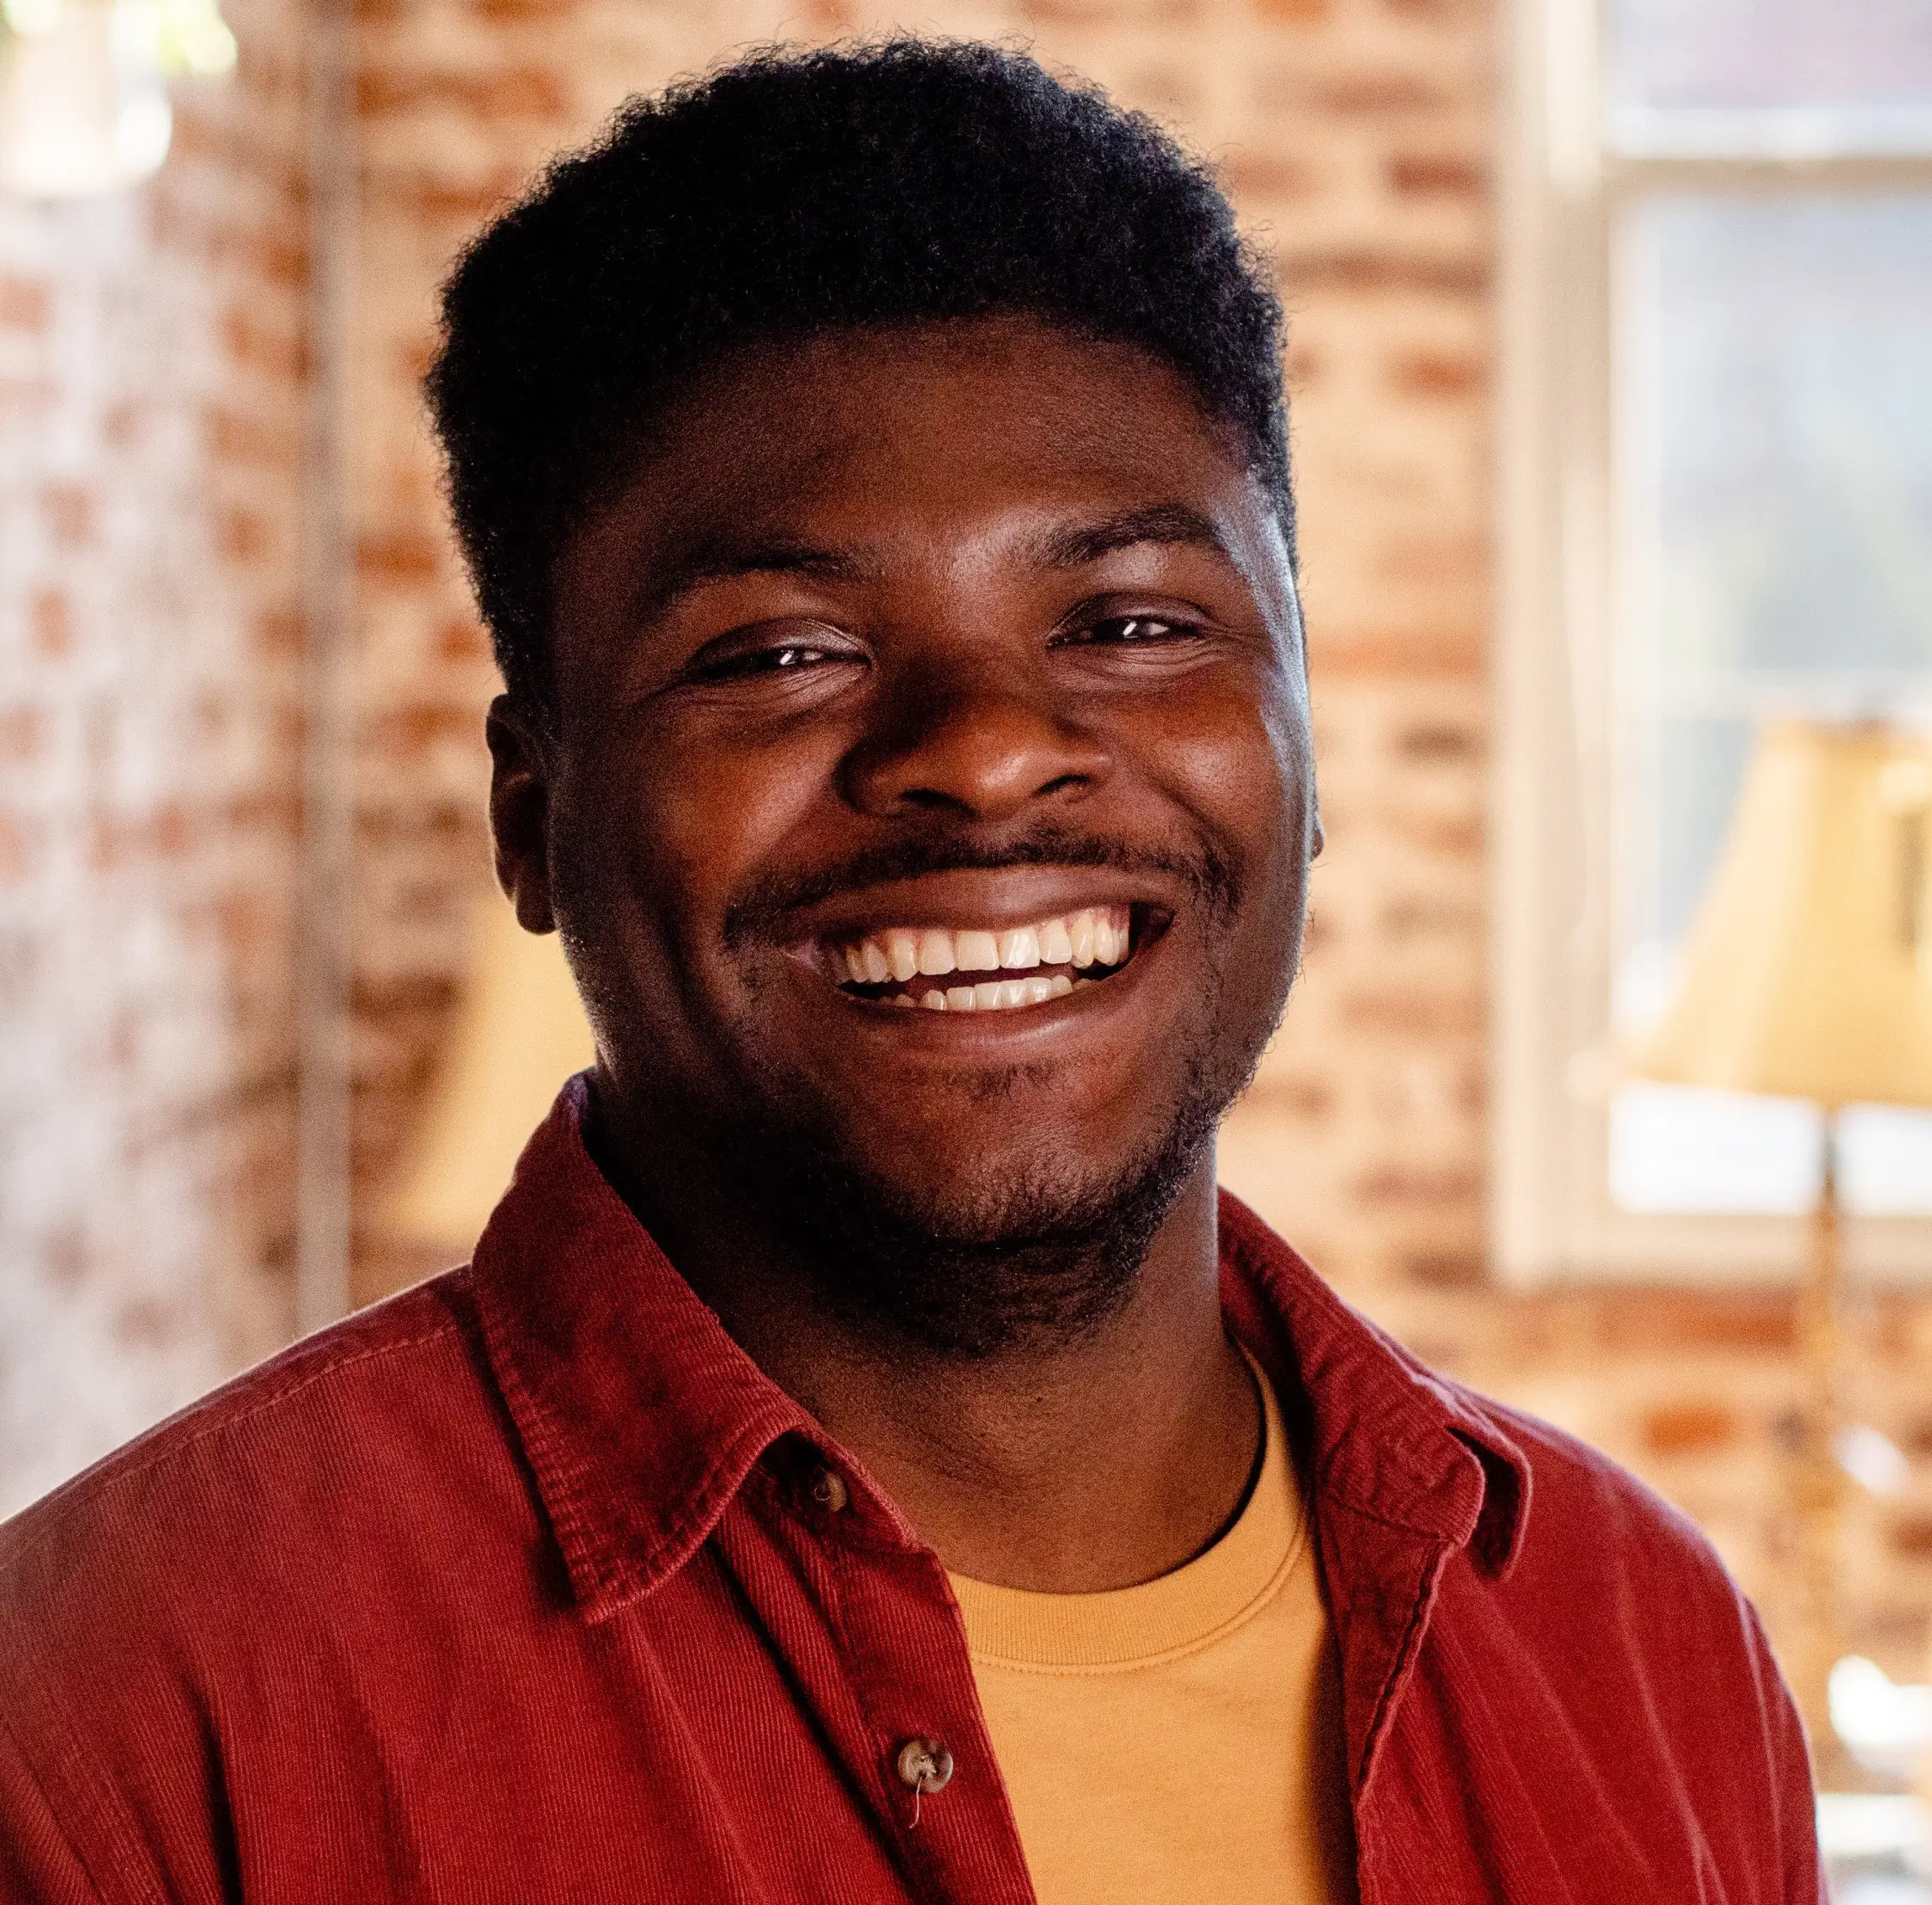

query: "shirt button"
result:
(808, 1464), (849, 1513)
(896, 1737), (954, 1795)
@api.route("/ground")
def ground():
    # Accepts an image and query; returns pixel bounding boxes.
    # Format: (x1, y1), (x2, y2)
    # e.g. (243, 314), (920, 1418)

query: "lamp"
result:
(385, 893), (596, 1256)
(1633, 717), (1932, 1744)
(0, 0), (236, 199)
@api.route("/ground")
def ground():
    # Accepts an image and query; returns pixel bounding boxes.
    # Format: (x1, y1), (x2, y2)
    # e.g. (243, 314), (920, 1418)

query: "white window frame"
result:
(1491, 0), (1932, 1288)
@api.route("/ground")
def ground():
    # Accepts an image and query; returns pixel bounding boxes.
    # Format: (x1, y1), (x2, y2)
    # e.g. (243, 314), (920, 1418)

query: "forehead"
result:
(558, 317), (1278, 606)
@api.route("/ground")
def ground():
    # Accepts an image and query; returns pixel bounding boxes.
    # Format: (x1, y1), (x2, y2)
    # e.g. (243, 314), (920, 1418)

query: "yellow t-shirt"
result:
(948, 1360), (1354, 1905)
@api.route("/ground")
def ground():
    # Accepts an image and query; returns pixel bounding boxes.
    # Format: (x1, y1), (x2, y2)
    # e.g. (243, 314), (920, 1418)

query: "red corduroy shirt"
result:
(2, 1080), (1823, 1902)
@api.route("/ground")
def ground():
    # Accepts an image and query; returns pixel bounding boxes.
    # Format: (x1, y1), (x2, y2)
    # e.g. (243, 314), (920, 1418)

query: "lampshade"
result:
(1634, 719), (1932, 1109)
(385, 893), (597, 1251)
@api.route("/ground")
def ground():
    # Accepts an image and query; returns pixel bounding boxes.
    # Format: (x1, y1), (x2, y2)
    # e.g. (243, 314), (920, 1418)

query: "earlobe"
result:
(486, 695), (559, 935)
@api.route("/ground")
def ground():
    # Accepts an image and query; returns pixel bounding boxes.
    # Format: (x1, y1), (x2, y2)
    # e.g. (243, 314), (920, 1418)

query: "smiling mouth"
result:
(826, 906), (1141, 1013)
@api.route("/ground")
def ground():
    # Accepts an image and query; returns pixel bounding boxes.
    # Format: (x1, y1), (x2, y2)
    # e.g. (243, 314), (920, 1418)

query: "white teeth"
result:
(1068, 909), (1098, 967)
(900, 968), (1083, 1011)
(916, 929), (955, 977)
(955, 929), (1000, 973)
(998, 926), (1040, 970)
(885, 930), (920, 982)
(839, 908), (1135, 999)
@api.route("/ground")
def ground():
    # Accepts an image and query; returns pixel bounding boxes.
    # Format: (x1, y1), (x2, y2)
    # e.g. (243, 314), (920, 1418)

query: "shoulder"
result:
(0, 1271), (498, 1648)
(1440, 1378), (1802, 1761)
(1466, 1384), (1742, 1604)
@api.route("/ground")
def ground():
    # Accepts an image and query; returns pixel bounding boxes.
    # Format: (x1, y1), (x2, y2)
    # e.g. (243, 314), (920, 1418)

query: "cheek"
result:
(1134, 673), (1308, 874)
(566, 721), (843, 952)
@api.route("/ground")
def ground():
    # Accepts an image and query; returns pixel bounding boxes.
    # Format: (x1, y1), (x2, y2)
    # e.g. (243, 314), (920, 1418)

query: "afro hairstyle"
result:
(426, 38), (1293, 723)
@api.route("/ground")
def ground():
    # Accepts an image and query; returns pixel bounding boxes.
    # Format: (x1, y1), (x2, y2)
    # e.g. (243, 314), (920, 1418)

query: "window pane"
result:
(1606, 0), (1932, 156)
(1611, 193), (1932, 1214)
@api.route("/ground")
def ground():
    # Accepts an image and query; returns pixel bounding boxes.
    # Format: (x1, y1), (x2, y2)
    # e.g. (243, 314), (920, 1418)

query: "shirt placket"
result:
(738, 1452), (1040, 1905)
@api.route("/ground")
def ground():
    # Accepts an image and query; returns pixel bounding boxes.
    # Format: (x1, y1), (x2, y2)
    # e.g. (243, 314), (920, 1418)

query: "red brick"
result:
(367, 702), (484, 757)
(1399, 1247), (1485, 1288)
(1395, 721), (1481, 761)
(41, 484), (93, 548)
(0, 274), (49, 332)
(1352, 1167), (1483, 1209)
(1595, 1291), (1797, 1355)
(254, 606), (306, 657)
(357, 532), (445, 585)
(29, 590), (73, 657)
(1278, 248), (1489, 296)
(1309, 625), (1485, 676)
(0, 707), (45, 765)
(436, 618), (492, 664)
(0, 812), (37, 884)
(222, 309), (304, 380)
(217, 507), (273, 564)
(1341, 989), (1483, 1036)
(1642, 1401), (1739, 1456)
(378, 170), (527, 229)
(1390, 348), (1486, 397)
(1889, 1516), (1932, 1561)
(1242, 1072), (1335, 1119)
(357, 66), (568, 122)
(1220, 152), (1315, 199)
(1389, 152), (1485, 198)
(1302, 74), (1448, 114)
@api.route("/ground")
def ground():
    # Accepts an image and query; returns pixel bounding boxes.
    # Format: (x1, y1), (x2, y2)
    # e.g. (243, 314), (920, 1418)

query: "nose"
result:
(841, 668), (1112, 823)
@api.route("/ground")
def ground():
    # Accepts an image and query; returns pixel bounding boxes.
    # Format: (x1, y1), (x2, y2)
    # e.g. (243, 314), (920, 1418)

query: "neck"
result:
(590, 1103), (1259, 1595)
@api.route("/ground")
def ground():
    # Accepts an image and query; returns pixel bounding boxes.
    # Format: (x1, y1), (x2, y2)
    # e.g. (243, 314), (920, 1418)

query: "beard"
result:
(593, 823), (1295, 1359)
(709, 1044), (1232, 1358)
(702, 943), (1280, 1358)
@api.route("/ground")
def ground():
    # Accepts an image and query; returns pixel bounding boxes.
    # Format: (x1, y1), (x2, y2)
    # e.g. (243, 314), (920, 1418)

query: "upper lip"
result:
(785, 867), (1180, 950)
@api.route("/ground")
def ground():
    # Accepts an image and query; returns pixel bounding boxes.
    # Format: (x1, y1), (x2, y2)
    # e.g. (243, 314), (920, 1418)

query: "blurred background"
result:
(3, 0), (1930, 1886)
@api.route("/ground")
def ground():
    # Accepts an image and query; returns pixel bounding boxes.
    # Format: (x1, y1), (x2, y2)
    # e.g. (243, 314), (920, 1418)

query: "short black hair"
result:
(427, 39), (1291, 722)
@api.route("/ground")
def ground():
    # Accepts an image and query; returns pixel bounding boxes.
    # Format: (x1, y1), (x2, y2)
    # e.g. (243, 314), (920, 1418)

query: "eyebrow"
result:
(627, 537), (877, 627)
(627, 503), (1238, 627)
(1031, 504), (1239, 572)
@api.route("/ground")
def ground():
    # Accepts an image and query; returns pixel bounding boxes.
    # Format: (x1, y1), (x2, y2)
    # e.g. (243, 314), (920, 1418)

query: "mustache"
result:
(721, 826), (1240, 951)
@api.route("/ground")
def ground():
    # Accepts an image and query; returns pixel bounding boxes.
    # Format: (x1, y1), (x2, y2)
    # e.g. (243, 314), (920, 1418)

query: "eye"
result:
(681, 630), (863, 685)
(1056, 612), (1200, 648)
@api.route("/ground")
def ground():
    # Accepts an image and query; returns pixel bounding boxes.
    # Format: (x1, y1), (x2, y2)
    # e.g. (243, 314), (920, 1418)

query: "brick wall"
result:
(0, 0), (309, 1513)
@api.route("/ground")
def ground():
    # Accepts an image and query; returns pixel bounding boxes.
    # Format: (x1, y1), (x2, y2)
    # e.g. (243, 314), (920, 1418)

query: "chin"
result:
(743, 1074), (1224, 1358)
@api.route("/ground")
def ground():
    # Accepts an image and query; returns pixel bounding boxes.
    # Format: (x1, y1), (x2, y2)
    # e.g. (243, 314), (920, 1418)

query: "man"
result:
(2, 41), (1819, 1904)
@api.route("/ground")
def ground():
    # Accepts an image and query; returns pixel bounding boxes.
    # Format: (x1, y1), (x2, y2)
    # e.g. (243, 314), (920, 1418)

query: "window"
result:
(1494, 0), (1932, 1283)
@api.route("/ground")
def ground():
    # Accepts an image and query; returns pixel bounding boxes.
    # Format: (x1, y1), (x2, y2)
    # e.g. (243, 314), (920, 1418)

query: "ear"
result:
(486, 696), (558, 934)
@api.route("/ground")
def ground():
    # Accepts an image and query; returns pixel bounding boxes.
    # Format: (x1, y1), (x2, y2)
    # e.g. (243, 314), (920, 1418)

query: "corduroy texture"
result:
(1, 1078), (1822, 1902)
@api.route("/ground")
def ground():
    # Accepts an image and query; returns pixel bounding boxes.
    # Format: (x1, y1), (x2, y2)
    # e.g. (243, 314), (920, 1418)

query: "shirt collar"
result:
(1218, 1190), (1529, 1579)
(468, 1079), (1530, 1622)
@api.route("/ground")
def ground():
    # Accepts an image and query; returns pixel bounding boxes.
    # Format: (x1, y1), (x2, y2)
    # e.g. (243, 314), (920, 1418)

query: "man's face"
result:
(493, 318), (1318, 1339)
